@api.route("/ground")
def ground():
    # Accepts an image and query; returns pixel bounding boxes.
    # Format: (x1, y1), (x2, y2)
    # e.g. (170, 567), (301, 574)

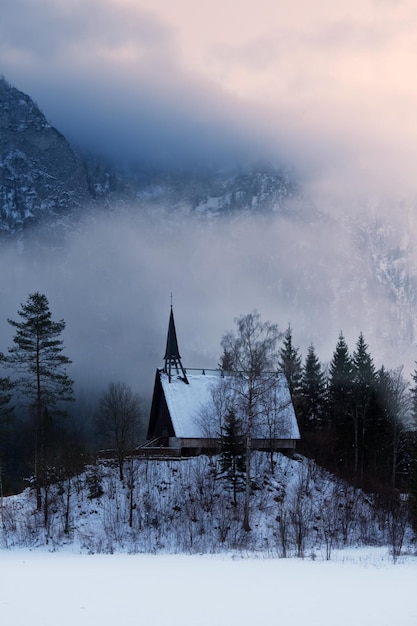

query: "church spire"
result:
(164, 305), (188, 384)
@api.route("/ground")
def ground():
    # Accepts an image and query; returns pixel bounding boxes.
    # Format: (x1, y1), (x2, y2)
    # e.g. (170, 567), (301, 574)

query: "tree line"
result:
(278, 325), (417, 498)
(1, 293), (417, 534)
(210, 312), (417, 532)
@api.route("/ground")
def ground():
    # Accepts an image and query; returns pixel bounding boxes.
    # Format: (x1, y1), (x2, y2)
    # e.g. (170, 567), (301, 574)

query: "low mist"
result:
(1, 200), (417, 415)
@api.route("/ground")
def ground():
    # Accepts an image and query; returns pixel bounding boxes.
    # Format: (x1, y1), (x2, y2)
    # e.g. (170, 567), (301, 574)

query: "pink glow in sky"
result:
(2, 0), (417, 193)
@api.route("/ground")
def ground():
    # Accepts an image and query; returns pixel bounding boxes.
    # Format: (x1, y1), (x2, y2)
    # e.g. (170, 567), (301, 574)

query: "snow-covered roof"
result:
(160, 370), (300, 440)
(161, 372), (220, 438)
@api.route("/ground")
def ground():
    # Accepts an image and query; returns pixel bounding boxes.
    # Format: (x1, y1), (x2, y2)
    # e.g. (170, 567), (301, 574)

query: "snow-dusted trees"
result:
(96, 382), (143, 482)
(5, 292), (73, 514)
(220, 311), (281, 530)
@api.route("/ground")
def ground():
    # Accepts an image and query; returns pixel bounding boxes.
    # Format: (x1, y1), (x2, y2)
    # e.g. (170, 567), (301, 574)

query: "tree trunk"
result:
(34, 448), (42, 511)
(392, 438), (397, 492)
(64, 477), (71, 534)
(353, 411), (359, 480)
(243, 432), (251, 532)
(43, 483), (49, 528)
(129, 484), (134, 528)
(118, 452), (124, 482)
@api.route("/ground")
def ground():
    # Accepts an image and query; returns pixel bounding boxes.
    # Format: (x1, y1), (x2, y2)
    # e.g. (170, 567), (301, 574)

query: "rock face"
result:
(0, 78), (92, 234)
(0, 78), (300, 235)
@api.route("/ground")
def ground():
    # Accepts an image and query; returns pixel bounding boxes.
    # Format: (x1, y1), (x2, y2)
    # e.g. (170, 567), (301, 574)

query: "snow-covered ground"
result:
(0, 548), (416, 626)
(0, 454), (413, 556)
(1, 453), (416, 625)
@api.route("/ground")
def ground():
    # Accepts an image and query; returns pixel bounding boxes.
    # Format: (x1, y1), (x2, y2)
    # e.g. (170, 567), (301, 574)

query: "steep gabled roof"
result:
(147, 306), (300, 445)
(158, 370), (300, 440)
(160, 372), (219, 438)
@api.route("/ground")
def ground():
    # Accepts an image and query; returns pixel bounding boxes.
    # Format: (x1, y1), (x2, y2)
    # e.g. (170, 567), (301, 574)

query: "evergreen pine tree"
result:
(279, 325), (303, 398)
(352, 332), (376, 482)
(279, 324), (303, 429)
(301, 344), (326, 432)
(219, 409), (246, 506)
(372, 366), (395, 481)
(5, 292), (74, 513)
(328, 332), (354, 472)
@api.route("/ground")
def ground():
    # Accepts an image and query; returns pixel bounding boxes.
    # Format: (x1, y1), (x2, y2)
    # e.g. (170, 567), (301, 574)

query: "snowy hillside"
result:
(1, 453), (412, 560)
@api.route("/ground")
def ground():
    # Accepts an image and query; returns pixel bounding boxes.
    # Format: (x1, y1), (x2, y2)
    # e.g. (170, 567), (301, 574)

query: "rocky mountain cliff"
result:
(0, 78), (301, 235)
(0, 77), (92, 235)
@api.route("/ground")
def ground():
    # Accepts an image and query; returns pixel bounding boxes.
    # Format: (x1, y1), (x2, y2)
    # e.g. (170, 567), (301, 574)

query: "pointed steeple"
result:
(164, 305), (188, 384)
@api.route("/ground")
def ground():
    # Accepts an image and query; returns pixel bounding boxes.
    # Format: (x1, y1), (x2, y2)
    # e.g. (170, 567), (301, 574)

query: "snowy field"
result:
(0, 549), (416, 626)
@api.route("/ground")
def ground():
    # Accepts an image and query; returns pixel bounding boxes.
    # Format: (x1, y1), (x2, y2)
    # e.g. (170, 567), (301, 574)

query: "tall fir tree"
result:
(219, 409), (246, 506)
(372, 366), (395, 481)
(6, 292), (74, 514)
(352, 332), (376, 482)
(279, 324), (303, 427)
(279, 325), (303, 398)
(328, 332), (354, 473)
(301, 344), (326, 432)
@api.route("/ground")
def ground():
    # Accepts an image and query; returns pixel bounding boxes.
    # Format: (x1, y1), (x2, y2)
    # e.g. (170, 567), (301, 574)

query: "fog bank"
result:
(1, 202), (416, 408)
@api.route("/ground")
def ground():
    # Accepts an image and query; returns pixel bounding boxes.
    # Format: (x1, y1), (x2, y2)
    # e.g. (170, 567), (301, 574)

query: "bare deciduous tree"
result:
(220, 311), (281, 531)
(96, 382), (143, 482)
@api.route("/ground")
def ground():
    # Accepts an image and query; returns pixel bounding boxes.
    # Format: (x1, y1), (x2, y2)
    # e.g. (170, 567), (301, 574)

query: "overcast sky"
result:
(2, 0), (417, 399)
(2, 0), (417, 195)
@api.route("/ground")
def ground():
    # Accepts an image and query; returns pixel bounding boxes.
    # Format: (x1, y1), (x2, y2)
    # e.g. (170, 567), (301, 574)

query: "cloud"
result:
(2, 0), (417, 435)
(0, 0), (274, 171)
(2, 0), (417, 202)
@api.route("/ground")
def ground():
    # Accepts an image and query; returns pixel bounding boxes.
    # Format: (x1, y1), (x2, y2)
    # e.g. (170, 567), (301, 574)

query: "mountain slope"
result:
(0, 77), (92, 234)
